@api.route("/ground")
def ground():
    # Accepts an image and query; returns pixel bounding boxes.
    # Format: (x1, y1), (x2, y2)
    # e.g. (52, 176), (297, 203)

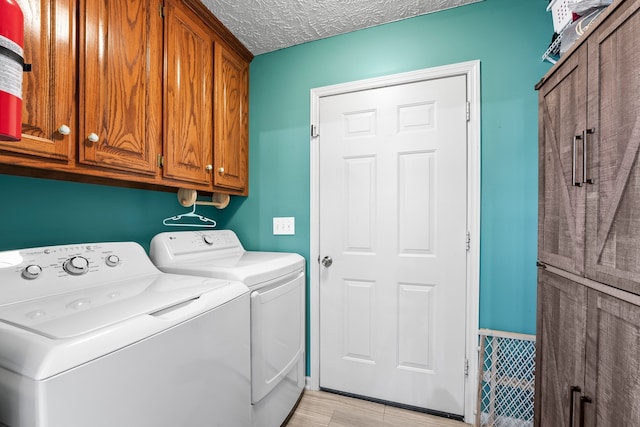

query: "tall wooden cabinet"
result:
(0, 0), (252, 196)
(536, 0), (640, 426)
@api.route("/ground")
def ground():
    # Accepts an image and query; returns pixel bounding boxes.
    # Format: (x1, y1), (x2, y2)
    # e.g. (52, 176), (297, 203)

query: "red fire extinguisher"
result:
(0, 0), (26, 141)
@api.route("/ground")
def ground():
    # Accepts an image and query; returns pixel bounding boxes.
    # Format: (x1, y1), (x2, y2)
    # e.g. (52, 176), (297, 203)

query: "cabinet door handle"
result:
(582, 128), (595, 184)
(569, 386), (581, 427)
(573, 135), (583, 187)
(87, 133), (99, 143)
(218, 167), (225, 175)
(579, 395), (592, 427)
(57, 124), (71, 136)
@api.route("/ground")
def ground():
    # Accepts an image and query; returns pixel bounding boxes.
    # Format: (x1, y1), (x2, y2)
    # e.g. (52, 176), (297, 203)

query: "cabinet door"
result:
(585, 1), (640, 295)
(538, 46), (588, 276)
(213, 44), (249, 194)
(535, 270), (587, 427)
(0, 0), (75, 161)
(78, 0), (162, 175)
(584, 288), (640, 427)
(162, 0), (214, 186)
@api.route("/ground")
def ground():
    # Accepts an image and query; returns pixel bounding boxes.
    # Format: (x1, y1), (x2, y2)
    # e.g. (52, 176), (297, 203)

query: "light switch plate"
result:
(273, 217), (295, 235)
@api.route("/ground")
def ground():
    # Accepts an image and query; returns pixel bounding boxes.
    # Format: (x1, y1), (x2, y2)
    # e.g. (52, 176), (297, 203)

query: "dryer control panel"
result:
(150, 230), (244, 262)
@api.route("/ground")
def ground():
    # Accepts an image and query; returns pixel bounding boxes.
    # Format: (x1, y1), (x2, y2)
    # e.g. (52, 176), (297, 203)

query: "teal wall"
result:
(0, 0), (550, 350)
(0, 174), (218, 252)
(224, 0), (553, 336)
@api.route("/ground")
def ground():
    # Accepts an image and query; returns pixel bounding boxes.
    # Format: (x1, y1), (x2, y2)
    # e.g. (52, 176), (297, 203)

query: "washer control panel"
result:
(0, 242), (159, 306)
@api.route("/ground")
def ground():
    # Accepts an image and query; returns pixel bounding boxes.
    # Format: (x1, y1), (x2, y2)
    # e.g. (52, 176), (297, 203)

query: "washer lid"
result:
(155, 251), (305, 287)
(0, 273), (231, 339)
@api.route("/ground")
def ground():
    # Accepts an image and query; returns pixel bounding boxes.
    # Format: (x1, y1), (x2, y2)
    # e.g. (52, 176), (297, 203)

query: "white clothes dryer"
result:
(150, 230), (306, 427)
(0, 242), (251, 427)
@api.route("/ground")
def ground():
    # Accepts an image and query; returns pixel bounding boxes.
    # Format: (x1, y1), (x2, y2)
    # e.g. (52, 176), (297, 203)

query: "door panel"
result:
(585, 2), (640, 295)
(319, 75), (468, 415)
(250, 271), (305, 404)
(79, 0), (162, 175)
(584, 289), (640, 427)
(537, 46), (587, 275)
(213, 45), (249, 193)
(163, 0), (214, 185)
(0, 0), (75, 161)
(535, 270), (587, 427)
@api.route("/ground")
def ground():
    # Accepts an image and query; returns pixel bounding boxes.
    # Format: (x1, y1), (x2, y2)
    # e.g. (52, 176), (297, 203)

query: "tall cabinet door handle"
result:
(569, 386), (581, 427)
(573, 135), (583, 187)
(579, 395), (592, 427)
(583, 128), (595, 184)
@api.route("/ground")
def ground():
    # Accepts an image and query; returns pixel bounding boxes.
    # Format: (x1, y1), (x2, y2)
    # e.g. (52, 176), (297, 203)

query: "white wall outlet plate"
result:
(273, 217), (295, 235)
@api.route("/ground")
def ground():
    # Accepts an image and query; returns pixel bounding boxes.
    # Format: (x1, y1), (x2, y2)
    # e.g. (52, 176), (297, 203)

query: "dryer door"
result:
(250, 270), (305, 404)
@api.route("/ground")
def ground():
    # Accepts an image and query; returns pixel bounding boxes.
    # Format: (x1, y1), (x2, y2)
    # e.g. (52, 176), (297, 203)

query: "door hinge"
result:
(159, 4), (165, 18)
(466, 231), (471, 252)
(466, 101), (470, 122)
(311, 124), (319, 138)
(464, 358), (469, 376)
(157, 154), (164, 168)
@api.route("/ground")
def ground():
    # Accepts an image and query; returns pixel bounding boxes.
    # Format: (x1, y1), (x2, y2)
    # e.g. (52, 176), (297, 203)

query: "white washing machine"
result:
(150, 230), (306, 427)
(0, 242), (251, 427)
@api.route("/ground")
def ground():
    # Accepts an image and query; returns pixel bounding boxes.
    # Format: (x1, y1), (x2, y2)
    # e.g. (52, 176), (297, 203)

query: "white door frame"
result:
(309, 60), (481, 422)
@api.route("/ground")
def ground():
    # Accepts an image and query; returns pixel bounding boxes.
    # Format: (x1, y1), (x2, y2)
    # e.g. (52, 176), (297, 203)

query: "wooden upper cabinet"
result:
(213, 43), (249, 195)
(1, 0), (251, 193)
(0, 0), (75, 162)
(78, 0), (163, 175)
(537, 45), (588, 276)
(162, 0), (214, 187)
(584, 1), (640, 295)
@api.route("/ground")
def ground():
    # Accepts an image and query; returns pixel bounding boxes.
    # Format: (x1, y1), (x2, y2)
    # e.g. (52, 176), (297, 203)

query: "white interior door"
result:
(318, 75), (468, 416)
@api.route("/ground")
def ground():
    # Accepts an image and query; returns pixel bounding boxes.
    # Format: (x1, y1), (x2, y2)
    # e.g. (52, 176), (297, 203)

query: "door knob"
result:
(321, 256), (333, 268)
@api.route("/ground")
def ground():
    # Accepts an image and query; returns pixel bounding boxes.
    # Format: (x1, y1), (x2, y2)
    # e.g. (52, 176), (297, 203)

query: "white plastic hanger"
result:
(162, 188), (225, 228)
(162, 203), (217, 228)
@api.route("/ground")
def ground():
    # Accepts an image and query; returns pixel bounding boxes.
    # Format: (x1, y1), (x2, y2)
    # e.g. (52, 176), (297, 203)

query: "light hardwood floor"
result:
(284, 390), (472, 427)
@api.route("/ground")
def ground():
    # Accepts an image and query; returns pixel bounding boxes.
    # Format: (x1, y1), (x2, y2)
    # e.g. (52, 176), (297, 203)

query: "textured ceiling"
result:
(200, 0), (482, 55)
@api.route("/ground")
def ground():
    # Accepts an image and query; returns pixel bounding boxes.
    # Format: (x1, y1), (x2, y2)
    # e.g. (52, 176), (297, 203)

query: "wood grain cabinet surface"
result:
(163, 0), (214, 188)
(0, 0), (76, 163)
(79, 0), (162, 176)
(0, 0), (252, 195)
(538, 0), (640, 295)
(535, 270), (587, 427)
(536, 1), (640, 426)
(536, 269), (640, 427)
(213, 43), (249, 195)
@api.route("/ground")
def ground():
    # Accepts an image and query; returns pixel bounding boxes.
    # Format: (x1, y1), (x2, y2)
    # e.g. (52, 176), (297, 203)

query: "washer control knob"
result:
(63, 256), (90, 275)
(22, 264), (43, 280)
(105, 254), (120, 267)
(203, 235), (215, 245)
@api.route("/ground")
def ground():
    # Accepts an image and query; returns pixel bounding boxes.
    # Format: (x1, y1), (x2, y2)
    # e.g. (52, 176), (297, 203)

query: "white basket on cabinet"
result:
(547, 0), (572, 32)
